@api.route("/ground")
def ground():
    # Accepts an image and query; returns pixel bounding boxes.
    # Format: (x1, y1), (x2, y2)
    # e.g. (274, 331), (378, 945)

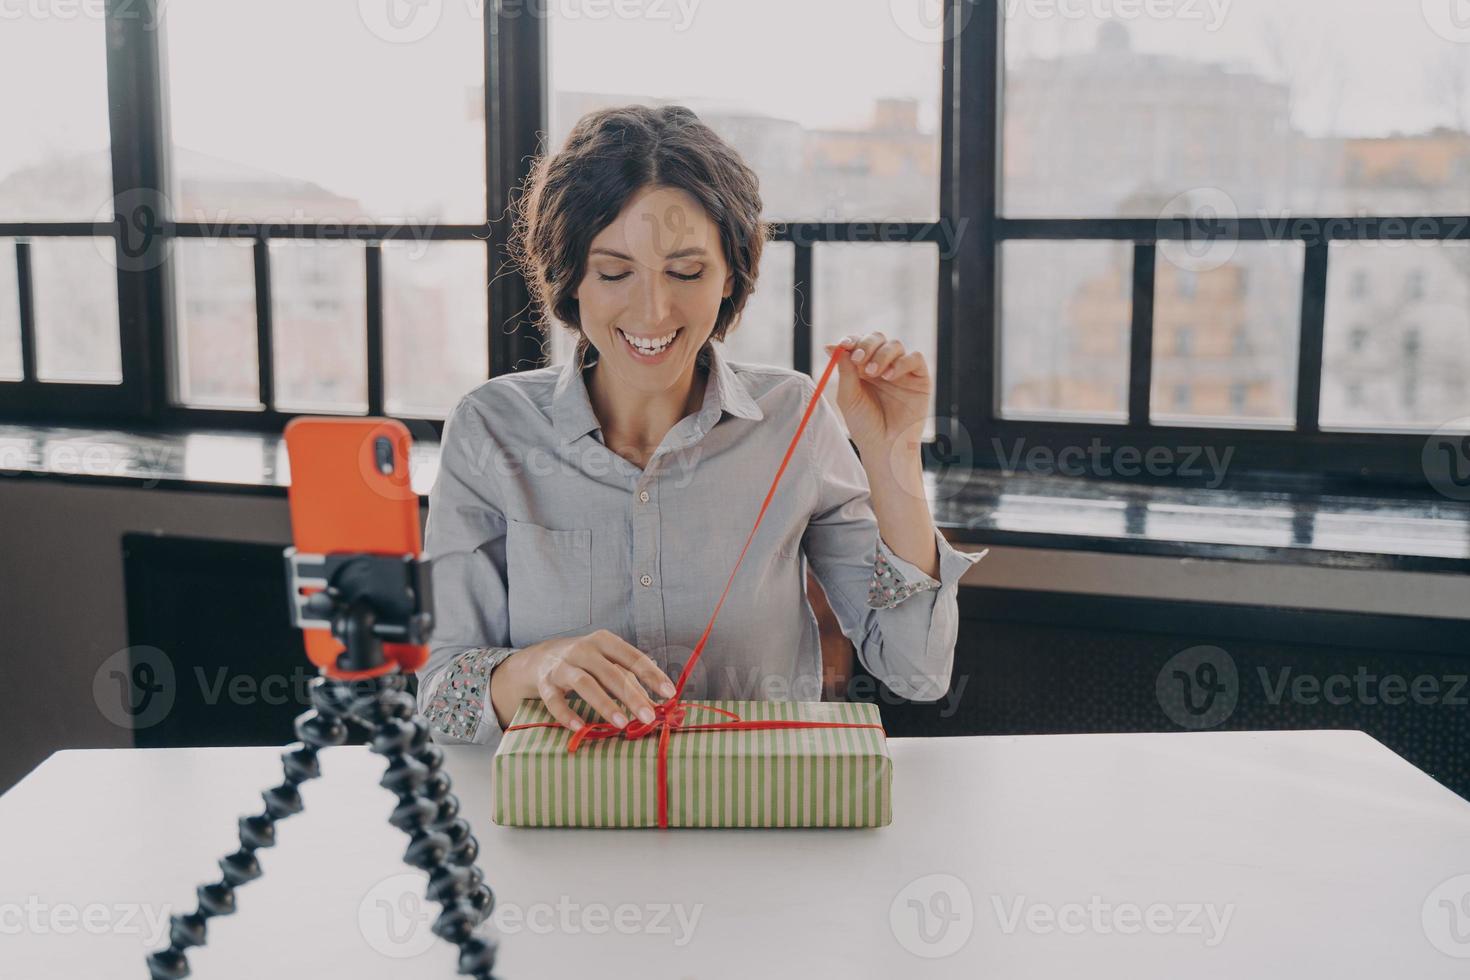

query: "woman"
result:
(417, 104), (983, 749)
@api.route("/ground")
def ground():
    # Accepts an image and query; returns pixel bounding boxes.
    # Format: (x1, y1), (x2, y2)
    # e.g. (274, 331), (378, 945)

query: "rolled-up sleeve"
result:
(799, 382), (986, 702)
(417, 395), (520, 751)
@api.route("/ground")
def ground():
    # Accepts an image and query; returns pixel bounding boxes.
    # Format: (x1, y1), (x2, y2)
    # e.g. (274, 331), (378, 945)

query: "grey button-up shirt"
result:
(416, 339), (985, 750)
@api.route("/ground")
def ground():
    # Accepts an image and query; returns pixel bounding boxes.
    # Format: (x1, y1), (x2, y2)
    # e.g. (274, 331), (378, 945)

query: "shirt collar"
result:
(550, 337), (764, 445)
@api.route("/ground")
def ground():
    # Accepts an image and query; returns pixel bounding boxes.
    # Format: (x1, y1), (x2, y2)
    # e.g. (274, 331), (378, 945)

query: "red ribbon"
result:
(506, 345), (885, 828)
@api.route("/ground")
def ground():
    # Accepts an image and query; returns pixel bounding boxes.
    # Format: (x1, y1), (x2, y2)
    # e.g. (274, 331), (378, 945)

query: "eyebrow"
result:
(589, 247), (708, 261)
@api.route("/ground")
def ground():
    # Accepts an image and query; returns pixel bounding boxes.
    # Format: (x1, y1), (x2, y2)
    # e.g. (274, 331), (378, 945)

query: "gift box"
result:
(491, 697), (892, 829)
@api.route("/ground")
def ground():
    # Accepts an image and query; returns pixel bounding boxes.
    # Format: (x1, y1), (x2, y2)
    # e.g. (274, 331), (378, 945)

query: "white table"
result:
(2, 731), (1467, 979)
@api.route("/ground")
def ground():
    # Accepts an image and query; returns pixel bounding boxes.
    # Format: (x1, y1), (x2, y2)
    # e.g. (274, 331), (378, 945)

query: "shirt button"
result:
(638, 490), (650, 503)
(639, 573), (653, 587)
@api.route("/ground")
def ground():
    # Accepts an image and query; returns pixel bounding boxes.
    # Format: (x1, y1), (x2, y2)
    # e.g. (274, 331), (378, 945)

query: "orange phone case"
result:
(284, 417), (425, 674)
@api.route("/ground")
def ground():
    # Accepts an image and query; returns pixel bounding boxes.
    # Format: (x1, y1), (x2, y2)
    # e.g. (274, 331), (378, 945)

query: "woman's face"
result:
(573, 185), (733, 393)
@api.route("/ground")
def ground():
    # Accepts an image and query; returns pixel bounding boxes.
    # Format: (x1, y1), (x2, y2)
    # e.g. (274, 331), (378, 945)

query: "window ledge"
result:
(3, 422), (1468, 574)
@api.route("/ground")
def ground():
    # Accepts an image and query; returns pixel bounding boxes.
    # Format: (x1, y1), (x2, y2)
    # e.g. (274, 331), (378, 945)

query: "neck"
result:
(585, 350), (709, 455)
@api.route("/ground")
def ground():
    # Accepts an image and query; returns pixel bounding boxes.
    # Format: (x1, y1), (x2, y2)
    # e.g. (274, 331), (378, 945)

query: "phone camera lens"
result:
(374, 436), (395, 476)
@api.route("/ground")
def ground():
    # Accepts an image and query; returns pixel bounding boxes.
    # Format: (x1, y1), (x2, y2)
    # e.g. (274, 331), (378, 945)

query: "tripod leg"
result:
(146, 673), (502, 979)
(145, 677), (351, 979)
(351, 673), (501, 980)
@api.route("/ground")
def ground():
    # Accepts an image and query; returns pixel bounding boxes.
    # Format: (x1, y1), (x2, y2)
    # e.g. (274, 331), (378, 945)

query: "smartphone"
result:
(283, 417), (427, 675)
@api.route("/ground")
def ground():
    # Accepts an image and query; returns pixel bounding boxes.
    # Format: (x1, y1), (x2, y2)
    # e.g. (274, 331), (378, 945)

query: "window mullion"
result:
(955, 0), (1003, 433)
(1295, 242), (1330, 434)
(16, 241), (36, 384)
(794, 243), (814, 376)
(103, 0), (170, 419)
(1128, 243), (1157, 426)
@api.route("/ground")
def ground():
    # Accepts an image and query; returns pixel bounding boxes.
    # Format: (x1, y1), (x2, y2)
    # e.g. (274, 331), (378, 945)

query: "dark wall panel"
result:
(859, 589), (1470, 801)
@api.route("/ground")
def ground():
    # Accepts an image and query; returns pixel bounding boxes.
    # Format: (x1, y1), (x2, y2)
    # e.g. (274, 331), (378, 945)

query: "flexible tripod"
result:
(145, 551), (501, 979)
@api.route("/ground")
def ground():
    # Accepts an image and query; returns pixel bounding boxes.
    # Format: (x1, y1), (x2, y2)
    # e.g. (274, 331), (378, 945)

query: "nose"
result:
(628, 267), (675, 328)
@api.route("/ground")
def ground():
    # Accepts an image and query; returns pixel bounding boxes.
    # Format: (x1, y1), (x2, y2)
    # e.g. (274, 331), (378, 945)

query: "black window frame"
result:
(0, 0), (1462, 493)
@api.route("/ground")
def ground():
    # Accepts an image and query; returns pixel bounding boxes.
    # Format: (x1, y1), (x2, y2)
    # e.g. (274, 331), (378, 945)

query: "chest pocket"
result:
(504, 517), (593, 646)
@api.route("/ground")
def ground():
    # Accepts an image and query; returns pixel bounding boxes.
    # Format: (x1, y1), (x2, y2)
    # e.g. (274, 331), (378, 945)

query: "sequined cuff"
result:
(422, 647), (517, 743)
(866, 542), (941, 610)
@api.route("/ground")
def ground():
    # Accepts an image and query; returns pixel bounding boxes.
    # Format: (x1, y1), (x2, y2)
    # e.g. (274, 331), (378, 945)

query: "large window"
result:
(161, 0), (491, 419)
(1, 1), (1466, 488)
(990, 0), (1470, 478)
(0, 12), (122, 399)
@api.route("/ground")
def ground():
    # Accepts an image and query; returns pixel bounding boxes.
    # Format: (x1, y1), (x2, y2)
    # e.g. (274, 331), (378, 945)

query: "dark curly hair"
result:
(506, 104), (771, 369)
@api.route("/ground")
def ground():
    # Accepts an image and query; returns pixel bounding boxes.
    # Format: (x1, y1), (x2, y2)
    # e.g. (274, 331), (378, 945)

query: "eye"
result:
(668, 270), (703, 282)
(597, 271), (632, 282)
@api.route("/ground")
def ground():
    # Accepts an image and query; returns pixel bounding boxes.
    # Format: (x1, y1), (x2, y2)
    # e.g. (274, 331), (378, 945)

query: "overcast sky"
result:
(2, 0), (1467, 216)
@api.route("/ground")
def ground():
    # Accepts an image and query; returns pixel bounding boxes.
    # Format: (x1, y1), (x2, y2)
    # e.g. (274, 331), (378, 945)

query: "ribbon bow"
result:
(564, 700), (729, 752)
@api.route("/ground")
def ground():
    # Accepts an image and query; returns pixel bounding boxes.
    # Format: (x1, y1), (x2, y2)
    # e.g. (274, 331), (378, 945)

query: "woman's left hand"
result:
(821, 331), (932, 455)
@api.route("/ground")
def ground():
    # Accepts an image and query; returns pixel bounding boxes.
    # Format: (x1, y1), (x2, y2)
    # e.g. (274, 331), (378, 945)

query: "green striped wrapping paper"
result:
(492, 698), (893, 828)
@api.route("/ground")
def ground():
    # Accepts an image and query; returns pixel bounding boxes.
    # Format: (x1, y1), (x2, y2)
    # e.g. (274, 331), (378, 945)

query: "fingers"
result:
(863, 339), (906, 378)
(582, 656), (657, 725)
(848, 331), (886, 369)
(534, 630), (676, 731)
(598, 631), (678, 699)
(824, 332), (917, 380)
(537, 684), (585, 733)
(823, 332), (883, 363)
(882, 349), (928, 383)
(539, 666), (627, 731)
(559, 664), (629, 728)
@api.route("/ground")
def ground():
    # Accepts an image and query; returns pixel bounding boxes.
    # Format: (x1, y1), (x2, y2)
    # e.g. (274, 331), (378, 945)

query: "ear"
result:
(722, 270), (734, 298)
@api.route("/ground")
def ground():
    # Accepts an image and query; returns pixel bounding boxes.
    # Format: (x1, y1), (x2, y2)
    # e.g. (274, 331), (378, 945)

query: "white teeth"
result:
(620, 328), (677, 354)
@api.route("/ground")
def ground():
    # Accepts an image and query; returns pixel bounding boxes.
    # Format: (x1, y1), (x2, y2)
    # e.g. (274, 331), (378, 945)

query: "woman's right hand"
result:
(488, 629), (678, 732)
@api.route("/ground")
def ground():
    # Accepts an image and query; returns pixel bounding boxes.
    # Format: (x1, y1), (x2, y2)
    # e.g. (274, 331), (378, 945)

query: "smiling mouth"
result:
(616, 327), (681, 359)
